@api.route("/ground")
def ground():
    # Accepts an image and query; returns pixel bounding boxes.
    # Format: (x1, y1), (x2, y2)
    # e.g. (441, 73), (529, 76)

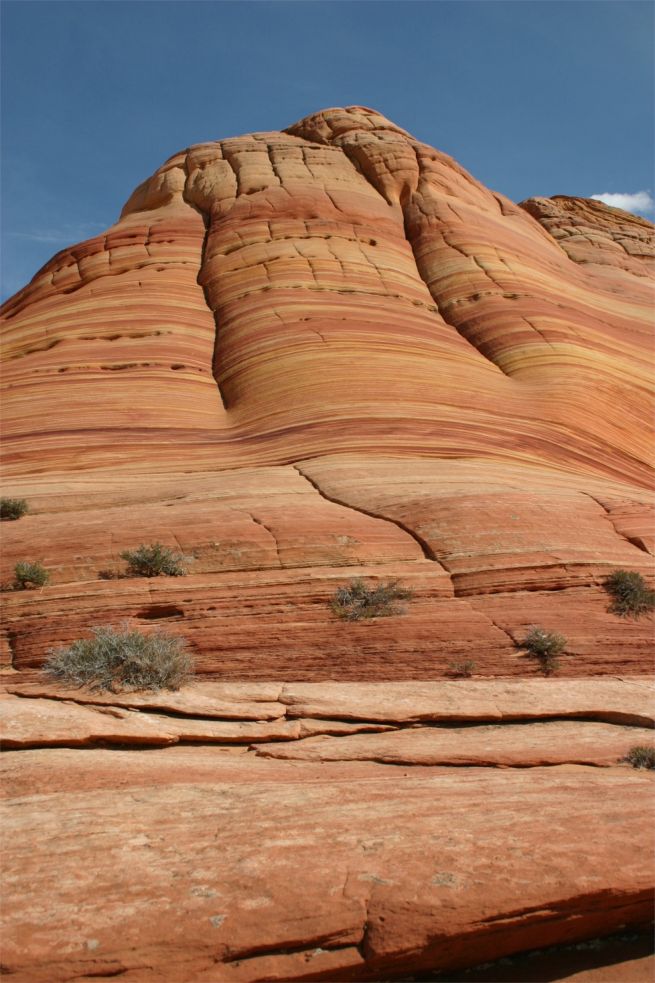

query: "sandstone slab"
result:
(4, 679), (287, 719)
(1, 748), (652, 982)
(253, 719), (654, 767)
(0, 693), (298, 748)
(0, 692), (393, 750)
(280, 677), (655, 727)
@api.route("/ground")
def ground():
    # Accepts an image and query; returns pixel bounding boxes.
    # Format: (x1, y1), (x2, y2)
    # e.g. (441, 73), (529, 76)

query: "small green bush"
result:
(1, 498), (28, 521)
(14, 561), (49, 589)
(523, 625), (567, 675)
(330, 578), (414, 621)
(44, 623), (193, 692)
(447, 660), (476, 678)
(120, 542), (187, 578)
(623, 746), (655, 770)
(603, 569), (655, 619)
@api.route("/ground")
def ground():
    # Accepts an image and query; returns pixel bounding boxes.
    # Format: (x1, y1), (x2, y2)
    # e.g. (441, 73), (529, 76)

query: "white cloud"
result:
(590, 191), (654, 215)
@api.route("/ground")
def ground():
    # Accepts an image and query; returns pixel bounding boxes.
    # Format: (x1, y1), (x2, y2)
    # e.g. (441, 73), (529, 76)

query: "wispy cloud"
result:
(6, 222), (107, 245)
(8, 231), (78, 244)
(590, 191), (654, 215)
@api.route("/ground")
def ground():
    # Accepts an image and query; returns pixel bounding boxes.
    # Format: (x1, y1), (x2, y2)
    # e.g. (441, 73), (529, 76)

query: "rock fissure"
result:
(222, 939), (361, 967)
(479, 887), (655, 927)
(181, 154), (228, 413)
(244, 513), (283, 567)
(338, 139), (397, 208)
(468, 610), (520, 647)
(400, 199), (512, 378)
(69, 968), (130, 979)
(5, 630), (17, 670)
(583, 493), (652, 556)
(292, 464), (439, 564)
(265, 144), (283, 186)
(522, 315), (558, 353)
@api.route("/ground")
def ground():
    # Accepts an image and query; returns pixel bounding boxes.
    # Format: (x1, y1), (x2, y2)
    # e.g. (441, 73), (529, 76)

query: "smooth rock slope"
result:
(2, 679), (654, 982)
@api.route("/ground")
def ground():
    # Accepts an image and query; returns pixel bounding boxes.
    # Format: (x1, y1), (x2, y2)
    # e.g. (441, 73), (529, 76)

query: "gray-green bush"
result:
(603, 570), (655, 619)
(1, 498), (28, 520)
(623, 746), (655, 770)
(523, 626), (567, 676)
(14, 561), (49, 589)
(120, 542), (187, 578)
(330, 579), (414, 620)
(45, 623), (193, 691)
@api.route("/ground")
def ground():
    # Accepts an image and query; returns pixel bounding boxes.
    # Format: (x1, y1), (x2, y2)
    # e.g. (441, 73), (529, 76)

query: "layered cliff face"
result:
(1, 107), (654, 983)
(1, 106), (653, 677)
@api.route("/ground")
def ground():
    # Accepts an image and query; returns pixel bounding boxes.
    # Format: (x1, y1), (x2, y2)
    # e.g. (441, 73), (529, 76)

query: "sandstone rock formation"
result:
(1, 105), (653, 678)
(1, 107), (653, 981)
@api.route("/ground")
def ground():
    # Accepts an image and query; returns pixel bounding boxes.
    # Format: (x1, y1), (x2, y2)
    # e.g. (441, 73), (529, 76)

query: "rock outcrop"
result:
(2, 679), (654, 982)
(1, 107), (653, 980)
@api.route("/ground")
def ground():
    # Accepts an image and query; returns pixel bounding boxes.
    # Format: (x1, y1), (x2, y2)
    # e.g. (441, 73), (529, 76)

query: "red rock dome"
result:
(2, 107), (654, 983)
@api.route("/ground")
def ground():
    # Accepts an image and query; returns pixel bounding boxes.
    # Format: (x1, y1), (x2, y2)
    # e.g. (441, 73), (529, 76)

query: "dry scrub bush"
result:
(45, 623), (193, 692)
(623, 746), (655, 770)
(447, 660), (476, 678)
(14, 561), (49, 589)
(603, 570), (655, 619)
(523, 626), (567, 676)
(330, 579), (414, 620)
(1, 498), (28, 520)
(121, 543), (187, 578)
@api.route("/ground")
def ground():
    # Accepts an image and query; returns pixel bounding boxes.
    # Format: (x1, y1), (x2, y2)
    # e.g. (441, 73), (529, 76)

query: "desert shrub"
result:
(602, 569), (655, 619)
(44, 623), (193, 692)
(623, 746), (655, 770)
(447, 660), (476, 678)
(14, 561), (49, 589)
(1, 498), (28, 520)
(330, 578), (414, 621)
(120, 542), (187, 578)
(523, 625), (567, 675)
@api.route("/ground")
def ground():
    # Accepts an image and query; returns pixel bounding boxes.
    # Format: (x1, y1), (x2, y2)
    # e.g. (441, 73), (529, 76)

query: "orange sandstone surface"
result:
(1, 107), (653, 981)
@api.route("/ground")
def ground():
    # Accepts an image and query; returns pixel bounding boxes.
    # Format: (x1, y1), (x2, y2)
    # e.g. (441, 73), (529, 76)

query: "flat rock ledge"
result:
(2, 677), (653, 982)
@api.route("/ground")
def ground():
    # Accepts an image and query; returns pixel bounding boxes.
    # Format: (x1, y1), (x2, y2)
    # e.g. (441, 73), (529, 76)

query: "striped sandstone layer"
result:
(1, 459), (653, 676)
(2, 106), (653, 481)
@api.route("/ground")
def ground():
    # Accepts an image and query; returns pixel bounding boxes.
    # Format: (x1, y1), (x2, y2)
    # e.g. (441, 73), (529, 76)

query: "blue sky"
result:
(1, 0), (653, 301)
